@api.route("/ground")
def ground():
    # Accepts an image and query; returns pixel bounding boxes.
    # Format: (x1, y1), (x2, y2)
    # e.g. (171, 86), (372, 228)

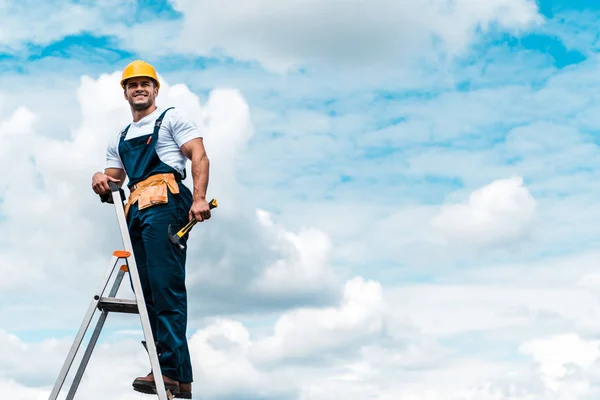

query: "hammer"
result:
(168, 198), (218, 249)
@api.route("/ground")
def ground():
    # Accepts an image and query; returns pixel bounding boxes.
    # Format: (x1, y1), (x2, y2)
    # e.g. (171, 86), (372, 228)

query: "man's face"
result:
(124, 77), (157, 111)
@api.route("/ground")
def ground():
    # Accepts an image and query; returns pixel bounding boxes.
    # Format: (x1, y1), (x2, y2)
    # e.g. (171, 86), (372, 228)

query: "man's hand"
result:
(92, 171), (121, 194)
(189, 199), (212, 222)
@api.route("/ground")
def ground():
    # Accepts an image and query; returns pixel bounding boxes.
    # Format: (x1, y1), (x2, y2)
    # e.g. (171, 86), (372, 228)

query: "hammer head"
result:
(168, 224), (185, 250)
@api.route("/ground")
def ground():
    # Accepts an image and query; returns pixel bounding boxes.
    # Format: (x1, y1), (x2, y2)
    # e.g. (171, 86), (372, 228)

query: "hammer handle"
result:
(177, 198), (218, 237)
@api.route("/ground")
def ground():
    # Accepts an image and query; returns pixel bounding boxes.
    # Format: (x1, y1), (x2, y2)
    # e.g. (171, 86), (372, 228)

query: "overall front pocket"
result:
(137, 182), (169, 210)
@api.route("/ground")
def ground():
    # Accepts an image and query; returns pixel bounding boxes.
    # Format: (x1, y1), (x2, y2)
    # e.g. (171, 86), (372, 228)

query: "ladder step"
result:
(97, 297), (139, 314)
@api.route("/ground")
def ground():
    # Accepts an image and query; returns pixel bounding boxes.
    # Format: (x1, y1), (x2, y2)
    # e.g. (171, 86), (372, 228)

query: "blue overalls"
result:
(118, 107), (194, 384)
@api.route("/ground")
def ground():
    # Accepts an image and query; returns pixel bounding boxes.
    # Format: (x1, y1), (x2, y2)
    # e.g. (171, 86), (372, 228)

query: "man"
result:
(91, 60), (211, 398)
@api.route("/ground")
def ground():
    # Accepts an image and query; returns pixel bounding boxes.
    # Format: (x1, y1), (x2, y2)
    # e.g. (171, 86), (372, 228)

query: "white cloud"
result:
(386, 281), (600, 339)
(520, 333), (600, 391)
(249, 210), (338, 296)
(332, 176), (538, 267)
(0, 329), (67, 386)
(6, 253), (600, 400)
(250, 277), (386, 364)
(0, 276), (389, 400)
(0, 0), (545, 74)
(115, 0), (544, 72)
(0, 0), (136, 50)
(187, 319), (295, 399)
(431, 176), (537, 248)
(0, 379), (48, 400)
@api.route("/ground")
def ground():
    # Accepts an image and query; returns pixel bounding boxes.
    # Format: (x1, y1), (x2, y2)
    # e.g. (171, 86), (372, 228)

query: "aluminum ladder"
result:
(48, 181), (173, 400)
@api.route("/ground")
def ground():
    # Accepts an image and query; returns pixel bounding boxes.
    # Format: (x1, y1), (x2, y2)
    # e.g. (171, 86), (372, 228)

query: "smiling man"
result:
(91, 60), (211, 398)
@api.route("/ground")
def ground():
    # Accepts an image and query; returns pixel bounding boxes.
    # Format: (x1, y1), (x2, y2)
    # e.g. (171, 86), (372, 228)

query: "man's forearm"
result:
(191, 154), (210, 201)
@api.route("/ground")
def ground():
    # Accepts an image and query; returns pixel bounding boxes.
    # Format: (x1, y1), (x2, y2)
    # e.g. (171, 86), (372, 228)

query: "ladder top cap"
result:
(113, 250), (131, 258)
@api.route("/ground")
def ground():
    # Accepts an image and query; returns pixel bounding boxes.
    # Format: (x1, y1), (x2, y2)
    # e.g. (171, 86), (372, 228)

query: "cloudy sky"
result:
(3, 0), (600, 399)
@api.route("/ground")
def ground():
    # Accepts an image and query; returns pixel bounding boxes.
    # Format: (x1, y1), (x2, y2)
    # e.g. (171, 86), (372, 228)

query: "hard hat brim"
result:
(121, 75), (160, 89)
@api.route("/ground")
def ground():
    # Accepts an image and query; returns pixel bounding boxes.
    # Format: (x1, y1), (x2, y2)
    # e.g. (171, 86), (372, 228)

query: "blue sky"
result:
(4, 0), (600, 399)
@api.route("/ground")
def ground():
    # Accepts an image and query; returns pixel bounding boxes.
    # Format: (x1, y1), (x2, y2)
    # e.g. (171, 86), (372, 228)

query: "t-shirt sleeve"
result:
(167, 108), (203, 148)
(105, 132), (124, 170)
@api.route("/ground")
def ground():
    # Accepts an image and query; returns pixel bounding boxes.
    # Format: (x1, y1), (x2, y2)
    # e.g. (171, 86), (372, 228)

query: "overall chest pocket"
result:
(120, 134), (153, 153)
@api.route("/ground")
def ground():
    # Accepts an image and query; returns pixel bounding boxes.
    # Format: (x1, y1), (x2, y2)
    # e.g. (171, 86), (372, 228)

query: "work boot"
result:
(176, 382), (192, 399)
(132, 373), (180, 396)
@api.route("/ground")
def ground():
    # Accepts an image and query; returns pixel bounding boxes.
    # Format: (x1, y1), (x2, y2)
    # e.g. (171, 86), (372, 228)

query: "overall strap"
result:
(120, 124), (131, 140)
(153, 107), (175, 134)
(154, 107), (186, 181)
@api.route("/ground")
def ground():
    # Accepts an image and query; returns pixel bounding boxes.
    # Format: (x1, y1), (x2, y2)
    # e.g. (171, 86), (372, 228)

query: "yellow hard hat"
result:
(120, 60), (160, 89)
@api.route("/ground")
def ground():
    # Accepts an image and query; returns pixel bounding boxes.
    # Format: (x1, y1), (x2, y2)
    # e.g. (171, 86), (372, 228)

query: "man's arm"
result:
(95, 132), (126, 194)
(92, 168), (125, 195)
(180, 138), (211, 221)
(105, 168), (126, 187)
(181, 138), (210, 201)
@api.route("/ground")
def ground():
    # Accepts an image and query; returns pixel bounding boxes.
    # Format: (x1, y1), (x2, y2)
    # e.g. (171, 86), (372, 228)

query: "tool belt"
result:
(125, 173), (180, 217)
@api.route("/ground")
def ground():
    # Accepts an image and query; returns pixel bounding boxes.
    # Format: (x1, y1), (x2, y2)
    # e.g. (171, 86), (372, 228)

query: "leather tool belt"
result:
(125, 173), (180, 217)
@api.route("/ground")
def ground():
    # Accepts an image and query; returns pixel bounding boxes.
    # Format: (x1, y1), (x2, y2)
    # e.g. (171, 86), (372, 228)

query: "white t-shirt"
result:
(105, 107), (202, 176)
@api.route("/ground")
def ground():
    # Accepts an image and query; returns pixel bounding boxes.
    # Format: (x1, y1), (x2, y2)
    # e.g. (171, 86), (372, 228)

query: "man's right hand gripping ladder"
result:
(48, 181), (179, 400)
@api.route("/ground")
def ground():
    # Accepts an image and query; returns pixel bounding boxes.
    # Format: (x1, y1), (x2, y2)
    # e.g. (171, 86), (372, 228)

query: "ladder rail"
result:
(109, 182), (169, 400)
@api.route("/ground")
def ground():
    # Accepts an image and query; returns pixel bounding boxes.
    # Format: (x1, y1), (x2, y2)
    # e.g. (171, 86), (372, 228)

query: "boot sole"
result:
(174, 392), (192, 399)
(132, 381), (180, 396)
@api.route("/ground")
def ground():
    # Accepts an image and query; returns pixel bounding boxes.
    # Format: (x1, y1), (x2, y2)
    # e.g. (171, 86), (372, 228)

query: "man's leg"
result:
(173, 185), (194, 398)
(139, 189), (191, 382)
(173, 185), (194, 399)
(127, 204), (157, 336)
(177, 340), (194, 398)
(128, 204), (165, 392)
(179, 340), (193, 382)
